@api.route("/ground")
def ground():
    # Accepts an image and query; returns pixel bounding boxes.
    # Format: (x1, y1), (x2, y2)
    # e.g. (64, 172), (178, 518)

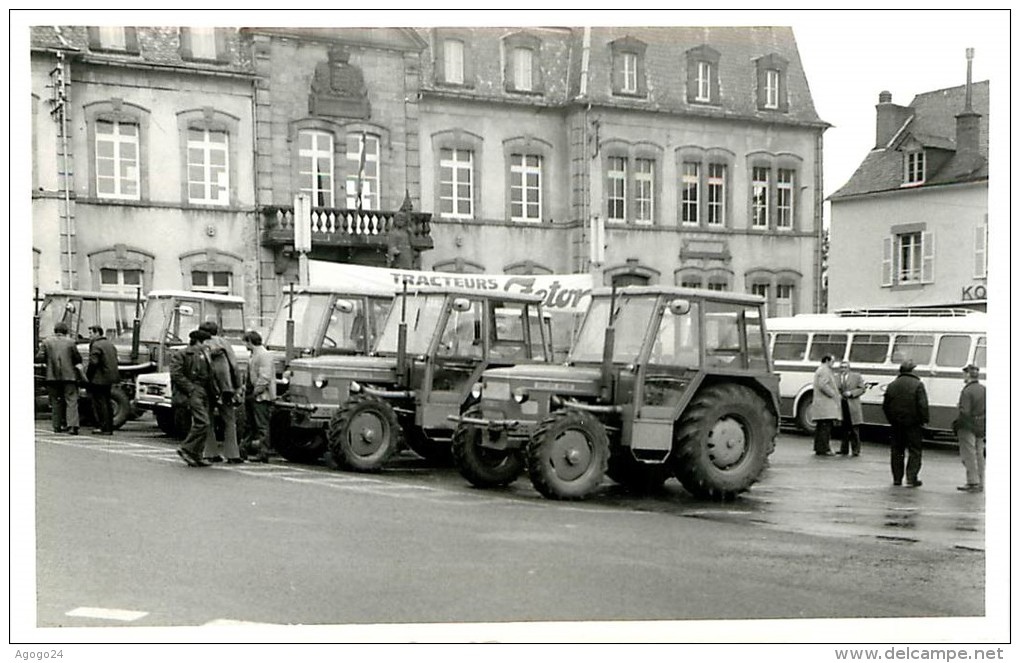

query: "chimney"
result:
(875, 91), (913, 149)
(955, 48), (982, 156)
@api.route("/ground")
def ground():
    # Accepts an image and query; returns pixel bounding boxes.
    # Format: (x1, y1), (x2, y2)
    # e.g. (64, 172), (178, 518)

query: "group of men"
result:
(169, 322), (276, 468)
(36, 322), (120, 435)
(812, 355), (986, 492)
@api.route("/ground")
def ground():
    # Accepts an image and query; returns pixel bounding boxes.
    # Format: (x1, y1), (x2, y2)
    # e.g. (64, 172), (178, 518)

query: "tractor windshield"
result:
(375, 293), (446, 355)
(568, 296), (657, 364)
(266, 293), (331, 350)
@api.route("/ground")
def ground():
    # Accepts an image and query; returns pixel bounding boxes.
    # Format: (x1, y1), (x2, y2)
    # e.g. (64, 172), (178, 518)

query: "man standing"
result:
(199, 321), (243, 464)
(810, 354), (840, 456)
(955, 364), (986, 493)
(882, 360), (929, 487)
(86, 325), (120, 435)
(170, 329), (214, 467)
(837, 361), (867, 457)
(243, 330), (276, 463)
(36, 322), (82, 434)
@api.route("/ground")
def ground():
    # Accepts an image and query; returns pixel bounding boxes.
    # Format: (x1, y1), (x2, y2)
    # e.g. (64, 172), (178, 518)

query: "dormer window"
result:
(504, 31), (543, 95)
(764, 70), (780, 108)
(87, 26), (140, 54)
(686, 45), (720, 105)
(434, 30), (473, 88)
(444, 39), (464, 84)
(513, 48), (534, 91)
(610, 37), (647, 98)
(905, 150), (926, 185)
(755, 53), (789, 112)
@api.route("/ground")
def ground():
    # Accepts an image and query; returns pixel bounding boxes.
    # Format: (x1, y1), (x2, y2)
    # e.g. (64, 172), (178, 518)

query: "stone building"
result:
(828, 52), (988, 312)
(31, 25), (828, 325)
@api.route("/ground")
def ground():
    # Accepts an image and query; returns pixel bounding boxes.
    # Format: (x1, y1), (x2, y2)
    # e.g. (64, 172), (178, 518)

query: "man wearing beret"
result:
(881, 360), (929, 487)
(170, 329), (215, 467)
(954, 364), (986, 493)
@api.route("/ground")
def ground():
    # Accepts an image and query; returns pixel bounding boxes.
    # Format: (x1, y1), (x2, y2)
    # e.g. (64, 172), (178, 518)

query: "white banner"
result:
(308, 261), (593, 313)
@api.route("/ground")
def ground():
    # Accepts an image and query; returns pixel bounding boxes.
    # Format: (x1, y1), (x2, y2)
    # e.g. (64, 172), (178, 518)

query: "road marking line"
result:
(65, 606), (148, 621)
(202, 619), (282, 626)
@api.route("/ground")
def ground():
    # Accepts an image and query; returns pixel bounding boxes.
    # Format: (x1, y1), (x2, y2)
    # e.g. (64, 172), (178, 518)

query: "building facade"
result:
(31, 25), (828, 326)
(828, 58), (989, 312)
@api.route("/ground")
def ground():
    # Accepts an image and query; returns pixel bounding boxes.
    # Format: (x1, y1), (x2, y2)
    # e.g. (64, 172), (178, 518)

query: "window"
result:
(936, 335), (971, 367)
(681, 278), (702, 289)
(707, 163), (726, 226)
(346, 133), (380, 210)
(298, 130), (334, 207)
(764, 70), (780, 109)
(776, 169), (794, 230)
(905, 151), (925, 185)
(99, 268), (142, 295)
(100, 27), (127, 50)
(706, 281), (728, 292)
(892, 334), (934, 366)
(882, 230), (934, 287)
(606, 157), (627, 223)
(95, 120), (139, 200)
(751, 283), (770, 317)
(192, 270), (232, 295)
(622, 53), (638, 93)
(775, 283), (794, 317)
(680, 162), (700, 226)
(513, 48), (534, 91)
(611, 38), (647, 97)
(974, 224), (987, 278)
(504, 32), (542, 94)
(439, 148), (473, 219)
(849, 333), (889, 364)
(751, 167), (770, 228)
(773, 333), (808, 361)
(973, 336), (986, 368)
(634, 159), (655, 224)
(187, 128), (229, 205)
(444, 39), (464, 85)
(185, 27), (218, 60)
(88, 27), (139, 54)
(696, 62), (713, 102)
(510, 154), (542, 222)
(808, 333), (847, 362)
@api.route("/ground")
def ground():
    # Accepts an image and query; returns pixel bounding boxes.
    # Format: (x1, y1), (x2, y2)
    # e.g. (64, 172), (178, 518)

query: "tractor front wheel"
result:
(526, 410), (609, 500)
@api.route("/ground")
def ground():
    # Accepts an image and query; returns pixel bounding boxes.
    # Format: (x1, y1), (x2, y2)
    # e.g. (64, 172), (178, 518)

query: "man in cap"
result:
(954, 364), (985, 493)
(170, 329), (214, 467)
(881, 360), (929, 487)
(36, 321), (83, 434)
(86, 324), (120, 435)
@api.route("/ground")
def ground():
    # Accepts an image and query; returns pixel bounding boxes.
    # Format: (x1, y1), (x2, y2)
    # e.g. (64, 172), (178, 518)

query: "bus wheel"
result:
(795, 392), (817, 435)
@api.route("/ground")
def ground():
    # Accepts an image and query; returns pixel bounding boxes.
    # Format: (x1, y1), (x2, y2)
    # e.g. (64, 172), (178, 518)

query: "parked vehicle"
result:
(279, 287), (552, 470)
(33, 289), (148, 429)
(264, 284), (393, 462)
(132, 290), (248, 437)
(449, 286), (779, 501)
(767, 308), (986, 436)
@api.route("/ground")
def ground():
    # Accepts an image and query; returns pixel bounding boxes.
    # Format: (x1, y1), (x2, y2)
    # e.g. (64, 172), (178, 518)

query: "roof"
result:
(39, 289), (144, 301)
(830, 80), (989, 200)
(145, 290), (245, 304)
(767, 312), (987, 335)
(590, 285), (765, 306)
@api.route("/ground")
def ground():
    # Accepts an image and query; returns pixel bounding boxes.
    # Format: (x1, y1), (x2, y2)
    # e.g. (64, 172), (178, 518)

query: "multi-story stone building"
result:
(828, 52), (988, 312)
(31, 25), (828, 325)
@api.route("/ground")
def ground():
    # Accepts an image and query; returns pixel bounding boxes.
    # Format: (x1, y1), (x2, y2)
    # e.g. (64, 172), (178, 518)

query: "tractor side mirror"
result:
(177, 305), (195, 317)
(668, 299), (692, 315)
(334, 299), (354, 313)
(65, 302), (76, 313)
(452, 298), (472, 312)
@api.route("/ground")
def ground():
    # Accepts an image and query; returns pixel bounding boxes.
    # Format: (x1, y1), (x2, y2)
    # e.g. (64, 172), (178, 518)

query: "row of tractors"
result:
(34, 281), (780, 501)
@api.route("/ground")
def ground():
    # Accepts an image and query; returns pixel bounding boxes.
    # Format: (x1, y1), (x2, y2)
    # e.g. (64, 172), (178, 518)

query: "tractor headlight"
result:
(470, 382), (483, 399)
(349, 381), (362, 394)
(512, 387), (529, 404)
(313, 376), (328, 389)
(280, 369), (292, 385)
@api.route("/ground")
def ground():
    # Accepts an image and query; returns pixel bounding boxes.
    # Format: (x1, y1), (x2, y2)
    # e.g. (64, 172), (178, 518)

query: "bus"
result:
(767, 309), (986, 436)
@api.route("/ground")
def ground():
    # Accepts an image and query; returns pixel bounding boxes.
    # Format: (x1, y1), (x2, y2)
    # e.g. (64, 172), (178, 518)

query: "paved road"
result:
(29, 417), (986, 637)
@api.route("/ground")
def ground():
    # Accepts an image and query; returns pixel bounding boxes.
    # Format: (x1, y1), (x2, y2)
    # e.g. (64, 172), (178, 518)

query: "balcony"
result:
(260, 204), (433, 252)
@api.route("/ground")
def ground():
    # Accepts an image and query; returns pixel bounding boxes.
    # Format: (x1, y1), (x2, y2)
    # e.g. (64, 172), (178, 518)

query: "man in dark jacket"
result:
(198, 321), (243, 464)
(36, 321), (83, 434)
(882, 360), (930, 487)
(955, 364), (986, 492)
(170, 329), (214, 467)
(86, 325), (120, 435)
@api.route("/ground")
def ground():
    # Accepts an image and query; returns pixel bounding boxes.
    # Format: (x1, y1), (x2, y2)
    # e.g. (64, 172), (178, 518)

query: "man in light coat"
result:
(810, 354), (840, 456)
(243, 330), (276, 463)
(36, 321), (83, 434)
(837, 361), (867, 456)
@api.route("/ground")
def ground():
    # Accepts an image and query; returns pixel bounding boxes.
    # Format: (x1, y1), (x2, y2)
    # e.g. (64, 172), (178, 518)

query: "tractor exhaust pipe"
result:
(285, 281), (296, 364)
(396, 280), (408, 384)
(130, 286), (142, 364)
(599, 285), (617, 402)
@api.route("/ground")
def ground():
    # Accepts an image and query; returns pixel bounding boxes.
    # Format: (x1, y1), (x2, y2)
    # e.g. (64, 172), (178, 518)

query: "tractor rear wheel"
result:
(527, 409), (609, 500)
(671, 384), (775, 500)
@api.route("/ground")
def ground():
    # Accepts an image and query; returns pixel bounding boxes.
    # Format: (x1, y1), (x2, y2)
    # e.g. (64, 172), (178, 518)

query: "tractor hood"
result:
(288, 355), (398, 383)
(483, 363), (603, 396)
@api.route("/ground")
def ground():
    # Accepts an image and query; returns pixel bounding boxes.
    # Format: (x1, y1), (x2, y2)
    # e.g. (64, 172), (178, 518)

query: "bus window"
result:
(808, 333), (847, 362)
(935, 335), (971, 368)
(849, 333), (890, 364)
(891, 334), (934, 366)
(773, 333), (808, 361)
(973, 336), (986, 368)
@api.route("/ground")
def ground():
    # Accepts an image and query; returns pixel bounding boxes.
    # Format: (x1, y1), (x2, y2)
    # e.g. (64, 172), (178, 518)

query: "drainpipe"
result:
(579, 27), (592, 275)
(814, 128), (825, 313)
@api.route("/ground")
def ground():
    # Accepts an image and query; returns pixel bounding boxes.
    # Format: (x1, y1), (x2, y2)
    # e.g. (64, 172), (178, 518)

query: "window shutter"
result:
(124, 27), (139, 54)
(462, 40), (474, 86)
(532, 47), (543, 93)
(921, 231), (935, 283)
(710, 62), (720, 104)
(974, 225), (987, 278)
(881, 236), (893, 286)
(214, 28), (228, 62)
(179, 27), (193, 59)
(87, 27), (102, 50)
(434, 36), (446, 84)
(504, 45), (514, 91)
